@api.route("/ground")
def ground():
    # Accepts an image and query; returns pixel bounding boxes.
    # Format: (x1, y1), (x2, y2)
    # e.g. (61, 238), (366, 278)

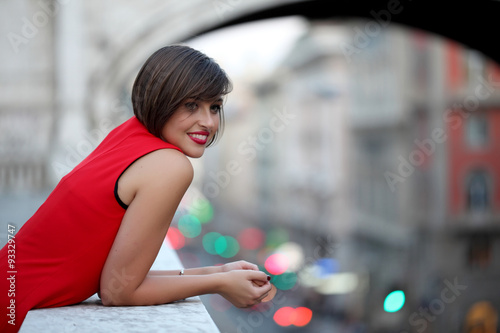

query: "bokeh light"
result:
(272, 271), (297, 290)
(165, 227), (185, 250)
(314, 273), (359, 295)
(178, 214), (202, 238)
(273, 306), (313, 327)
(188, 198), (214, 224)
(297, 263), (324, 288)
(265, 253), (289, 275)
(265, 228), (289, 249)
(215, 235), (240, 258)
(275, 242), (304, 271)
(297, 260), (346, 290)
(237, 227), (265, 250)
(384, 290), (406, 313)
(203, 232), (222, 255)
(273, 307), (295, 327)
(316, 258), (339, 277)
(291, 307), (313, 327)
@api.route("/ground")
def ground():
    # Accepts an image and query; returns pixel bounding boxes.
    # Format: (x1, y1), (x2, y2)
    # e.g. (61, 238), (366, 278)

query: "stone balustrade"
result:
(19, 242), (220, 333)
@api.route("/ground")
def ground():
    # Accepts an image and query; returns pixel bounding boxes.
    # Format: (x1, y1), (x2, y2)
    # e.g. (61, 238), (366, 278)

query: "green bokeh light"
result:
(384, 290), (405, 312)
(272, 271), (297, 290)
(215, 236), (240, 258)
(178, 214), (201, 238)
(188, 198), (214, 224)
(203, 232), (221, 255)
(266, 228), (289, 249)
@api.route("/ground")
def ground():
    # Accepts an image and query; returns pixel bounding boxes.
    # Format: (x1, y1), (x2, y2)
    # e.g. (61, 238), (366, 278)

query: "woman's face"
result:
(161, 98), (222, 158)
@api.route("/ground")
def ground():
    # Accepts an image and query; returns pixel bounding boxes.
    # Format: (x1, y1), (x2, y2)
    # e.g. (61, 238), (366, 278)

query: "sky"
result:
(186, 16), (309, 81)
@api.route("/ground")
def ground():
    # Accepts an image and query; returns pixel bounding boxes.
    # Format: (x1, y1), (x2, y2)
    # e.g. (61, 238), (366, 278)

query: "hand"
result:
(220, 260), (259, 273)
(217, 270), (272, 308)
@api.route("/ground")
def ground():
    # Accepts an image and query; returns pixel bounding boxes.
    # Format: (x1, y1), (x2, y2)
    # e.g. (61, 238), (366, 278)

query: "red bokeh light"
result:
(264, 253), (289, 275)
(273, 306), (313, 327)
(237, 228), (265, 250)
(166, 227), (185, 250)
(292, 307), (313, 327)
(273, 307), (295, 327)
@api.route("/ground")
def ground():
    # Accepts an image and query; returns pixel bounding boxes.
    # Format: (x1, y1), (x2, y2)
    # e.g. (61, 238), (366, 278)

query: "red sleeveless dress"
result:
(0, 116), (182, 332)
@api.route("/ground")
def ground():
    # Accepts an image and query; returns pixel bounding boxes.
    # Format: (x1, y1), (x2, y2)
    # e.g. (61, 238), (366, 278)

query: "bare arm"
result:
(126, 269), (270, 306)
(146, 267), (218, 276)
(147, 260), (261, 276)
(99, 150), (271, 307)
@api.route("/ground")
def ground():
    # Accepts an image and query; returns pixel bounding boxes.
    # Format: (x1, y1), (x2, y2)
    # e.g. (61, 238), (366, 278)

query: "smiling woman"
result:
(131, 45), (230, 146)
(0, 44), (273, 333)
(160, 98), (222, 158)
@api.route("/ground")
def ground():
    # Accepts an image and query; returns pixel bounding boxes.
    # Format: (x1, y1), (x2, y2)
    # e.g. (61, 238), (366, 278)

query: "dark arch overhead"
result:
(202, 0), (500, 64)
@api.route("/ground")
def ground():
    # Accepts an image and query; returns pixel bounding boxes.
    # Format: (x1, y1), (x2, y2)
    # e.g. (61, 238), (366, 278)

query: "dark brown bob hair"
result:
(132, 44), (232, 147)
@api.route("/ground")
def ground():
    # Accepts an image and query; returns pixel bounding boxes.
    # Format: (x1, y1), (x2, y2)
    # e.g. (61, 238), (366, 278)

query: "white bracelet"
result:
(179, 269), (184, 276)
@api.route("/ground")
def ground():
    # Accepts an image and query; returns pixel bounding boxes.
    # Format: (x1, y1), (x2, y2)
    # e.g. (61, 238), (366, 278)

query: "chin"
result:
(185, 150), (205, 159)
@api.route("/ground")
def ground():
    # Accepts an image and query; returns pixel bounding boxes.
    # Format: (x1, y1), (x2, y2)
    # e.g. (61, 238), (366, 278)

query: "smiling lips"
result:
(187, 131), (209, 145)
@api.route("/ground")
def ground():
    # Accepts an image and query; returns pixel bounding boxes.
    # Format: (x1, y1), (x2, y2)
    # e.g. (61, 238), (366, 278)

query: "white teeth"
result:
(189, 134), (207, 140)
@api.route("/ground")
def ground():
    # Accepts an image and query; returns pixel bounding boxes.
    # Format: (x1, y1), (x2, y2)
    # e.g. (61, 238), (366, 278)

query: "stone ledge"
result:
(20, 242), (220, 333)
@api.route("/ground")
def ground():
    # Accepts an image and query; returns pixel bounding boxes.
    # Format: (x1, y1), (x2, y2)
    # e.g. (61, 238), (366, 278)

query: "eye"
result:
(210, 104), (222, 114)
(185, 102), (198, 111)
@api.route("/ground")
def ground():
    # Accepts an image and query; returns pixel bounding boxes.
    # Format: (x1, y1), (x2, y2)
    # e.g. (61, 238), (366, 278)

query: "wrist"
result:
(212, 271), (229, 294)
(182, 266), (221, 275)
(210, 265), (224, 274)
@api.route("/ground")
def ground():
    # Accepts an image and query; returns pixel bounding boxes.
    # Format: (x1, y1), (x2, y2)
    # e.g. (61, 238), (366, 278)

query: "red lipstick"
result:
(187, 131), (209, 145)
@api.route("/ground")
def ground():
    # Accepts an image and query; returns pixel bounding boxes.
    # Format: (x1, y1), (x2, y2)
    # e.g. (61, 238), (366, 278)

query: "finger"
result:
(248, 271), (270, 283)
(252, 276), (272, 287)
(246, 264), (259, 271)
(239, 261), (259, 271)
(256, 292), (269, 302)
(252, 280), (265, 287)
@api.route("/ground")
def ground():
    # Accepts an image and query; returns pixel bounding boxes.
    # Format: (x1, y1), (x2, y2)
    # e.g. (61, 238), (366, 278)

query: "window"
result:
(465, 114), (489, 148)
(466, 169), (490, 212)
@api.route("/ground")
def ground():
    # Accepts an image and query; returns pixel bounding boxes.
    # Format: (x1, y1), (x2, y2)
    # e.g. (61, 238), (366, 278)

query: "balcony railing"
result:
(20, 242), (220, 333)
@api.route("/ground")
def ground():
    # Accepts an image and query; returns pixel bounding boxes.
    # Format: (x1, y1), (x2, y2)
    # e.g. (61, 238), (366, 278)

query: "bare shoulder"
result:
(143, 149), (193, 173)
(118, 149), (193, 206)
(136, 149), (194, 185)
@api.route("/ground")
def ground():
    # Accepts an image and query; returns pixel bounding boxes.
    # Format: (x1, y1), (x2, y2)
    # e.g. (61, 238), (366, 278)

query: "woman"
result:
(0, 45), (272, 332)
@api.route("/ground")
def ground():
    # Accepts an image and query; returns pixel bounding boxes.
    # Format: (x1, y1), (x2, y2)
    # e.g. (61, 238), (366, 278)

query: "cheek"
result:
(161, 124), (179, 143)
(214, 115), (221, 130)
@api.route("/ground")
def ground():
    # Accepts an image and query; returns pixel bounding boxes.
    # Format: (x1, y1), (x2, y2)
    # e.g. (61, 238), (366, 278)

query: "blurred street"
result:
(1, 1), (500, 332)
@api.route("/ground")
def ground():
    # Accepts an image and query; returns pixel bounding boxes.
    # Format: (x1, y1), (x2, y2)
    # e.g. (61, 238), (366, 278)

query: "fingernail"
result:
(267, 275), (271, 281)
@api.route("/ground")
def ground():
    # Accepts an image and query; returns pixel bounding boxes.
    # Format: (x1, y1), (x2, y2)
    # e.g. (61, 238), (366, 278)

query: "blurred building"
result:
(434, 40), (500, 331)
(249, 21), (350, 238)
(337, 21), (500, 332)
(201, 18), (500, 332)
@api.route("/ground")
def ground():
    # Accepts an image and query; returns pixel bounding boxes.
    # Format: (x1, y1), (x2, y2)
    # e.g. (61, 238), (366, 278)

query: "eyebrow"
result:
(186, 97), (223, 103)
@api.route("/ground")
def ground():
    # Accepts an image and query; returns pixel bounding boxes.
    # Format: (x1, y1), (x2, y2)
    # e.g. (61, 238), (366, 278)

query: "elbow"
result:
(99, 289), (118, 306)
(99, 287), (131, 306)
(101, 297), (115, 307)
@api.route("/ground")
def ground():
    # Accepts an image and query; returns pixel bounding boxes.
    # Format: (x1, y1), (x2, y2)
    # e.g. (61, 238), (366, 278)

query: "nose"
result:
(198, 104), (218, 131)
